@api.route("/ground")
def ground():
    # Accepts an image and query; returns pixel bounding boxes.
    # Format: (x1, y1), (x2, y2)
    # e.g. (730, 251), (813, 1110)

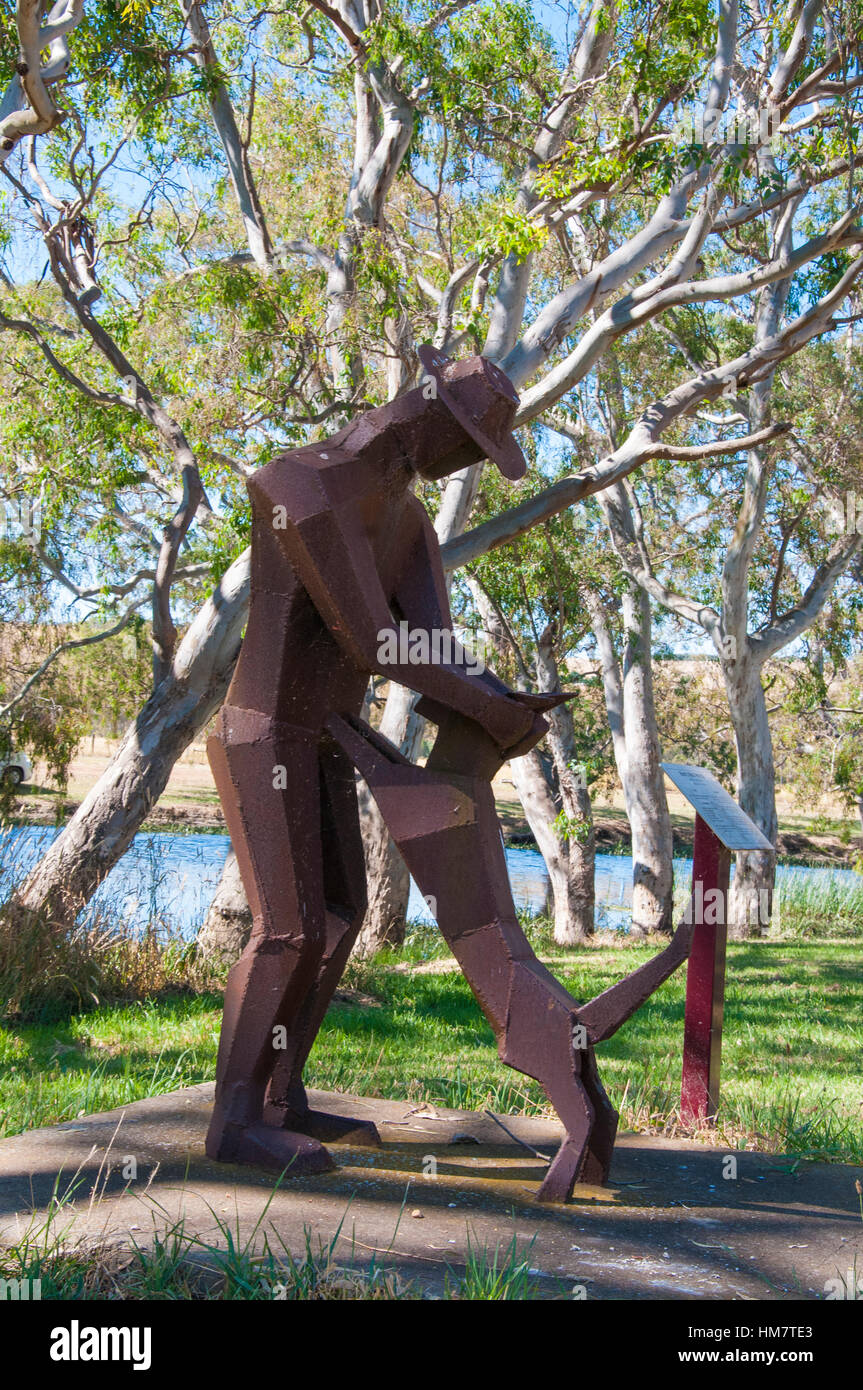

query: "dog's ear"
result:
(510, 690), (577, 712)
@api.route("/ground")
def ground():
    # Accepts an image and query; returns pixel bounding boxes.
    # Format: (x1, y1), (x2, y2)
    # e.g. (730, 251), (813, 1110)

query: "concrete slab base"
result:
(1, 1085), (860, 1300)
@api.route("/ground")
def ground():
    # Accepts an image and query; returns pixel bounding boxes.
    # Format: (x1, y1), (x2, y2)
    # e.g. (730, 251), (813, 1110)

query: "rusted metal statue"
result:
(206, 346), (692, 1202)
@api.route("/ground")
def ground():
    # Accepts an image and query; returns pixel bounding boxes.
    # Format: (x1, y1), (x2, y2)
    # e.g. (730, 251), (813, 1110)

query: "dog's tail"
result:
(577, 908), (695, 1044)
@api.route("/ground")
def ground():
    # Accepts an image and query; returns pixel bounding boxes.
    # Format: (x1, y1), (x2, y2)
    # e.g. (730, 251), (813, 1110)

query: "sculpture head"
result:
(412, 346), (527, 483)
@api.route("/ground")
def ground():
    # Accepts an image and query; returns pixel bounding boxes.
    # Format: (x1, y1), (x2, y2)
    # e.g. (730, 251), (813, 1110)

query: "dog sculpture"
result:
(206, 346), (692, 1202)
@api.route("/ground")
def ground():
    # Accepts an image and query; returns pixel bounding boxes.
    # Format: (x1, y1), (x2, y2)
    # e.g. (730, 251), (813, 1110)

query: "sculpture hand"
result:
(418, 689), (544, 758)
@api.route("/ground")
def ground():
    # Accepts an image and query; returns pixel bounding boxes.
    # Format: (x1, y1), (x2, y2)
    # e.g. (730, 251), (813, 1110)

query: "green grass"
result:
(2, 931), (861, 1165)
(0, 993), (221, 1138)
(0, 1174), (546, 1300)
(322, 936), (863, 1164)
(770, 871), (863, 938)
(444, 1231), (546, 1300)
(0, 1179), (413, 1299)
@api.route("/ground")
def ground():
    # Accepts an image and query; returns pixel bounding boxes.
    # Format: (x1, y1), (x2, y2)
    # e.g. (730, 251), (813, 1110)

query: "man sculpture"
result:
(206, 347), (692, 1203)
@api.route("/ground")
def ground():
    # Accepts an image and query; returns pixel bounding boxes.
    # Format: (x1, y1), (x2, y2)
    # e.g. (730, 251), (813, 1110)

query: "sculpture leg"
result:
(326, 714), (611, 1202)
(205, 706), (334, 1175)
(262, 741), (380, 1146)
(578, 1048), (619, 1185)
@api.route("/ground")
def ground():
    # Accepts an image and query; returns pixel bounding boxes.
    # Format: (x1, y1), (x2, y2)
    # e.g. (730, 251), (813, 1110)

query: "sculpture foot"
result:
(534, 1138), (584, 1204)
(579, 1146), (612, 1187)
(207, 1120), (335, 1176)
(269, 1106), (381, 1147)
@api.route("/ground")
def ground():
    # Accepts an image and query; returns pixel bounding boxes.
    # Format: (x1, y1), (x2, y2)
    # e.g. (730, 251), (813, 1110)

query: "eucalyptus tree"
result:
(583, 330), (863, 934)
(546, 355), (676, 935)
(465, 478), (611, 944)
(3, 0), (863, 953)
(795, 664), (863, 835)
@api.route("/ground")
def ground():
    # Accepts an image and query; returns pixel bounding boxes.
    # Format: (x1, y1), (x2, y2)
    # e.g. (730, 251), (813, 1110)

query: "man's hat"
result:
(417, 344), (527, 481)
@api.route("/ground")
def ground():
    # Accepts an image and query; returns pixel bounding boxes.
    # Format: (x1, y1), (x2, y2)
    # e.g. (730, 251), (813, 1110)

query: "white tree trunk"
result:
(354, 777), (412, 957)
(534, 626), (595, 942)
(353, 678), (427, 956)
(12, 551), (250, 925)
(508, 747), (593, 944)
(585, 590), (627, 775)
(621, 579), (674, 934)
(722, 650), (777, 938)
(471, 589), (595, 943)
(586, 584), (672, 935)
(179, 0), (273, 272)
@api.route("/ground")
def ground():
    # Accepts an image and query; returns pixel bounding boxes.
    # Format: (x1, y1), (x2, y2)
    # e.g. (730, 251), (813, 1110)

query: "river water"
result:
(0, 825), (858, 937)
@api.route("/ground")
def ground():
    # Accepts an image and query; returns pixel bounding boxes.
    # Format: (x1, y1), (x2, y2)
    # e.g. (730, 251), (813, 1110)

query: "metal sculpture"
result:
(206, 347), (693, 1202)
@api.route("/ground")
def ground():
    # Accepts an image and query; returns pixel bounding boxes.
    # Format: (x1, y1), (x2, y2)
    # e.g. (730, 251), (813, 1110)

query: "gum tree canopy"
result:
(1, 0), (862, 934)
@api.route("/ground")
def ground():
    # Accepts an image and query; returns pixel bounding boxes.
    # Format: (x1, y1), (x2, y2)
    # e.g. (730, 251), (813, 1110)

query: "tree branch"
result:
(179, 0), (274, 271)
(0, 0), (84, 162)
(0, 599), (146, 724)
(752, 530), (863, 662)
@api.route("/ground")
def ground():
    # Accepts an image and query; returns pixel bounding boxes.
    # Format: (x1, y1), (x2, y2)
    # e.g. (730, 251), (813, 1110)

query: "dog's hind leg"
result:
(326, 711), (600, 1203)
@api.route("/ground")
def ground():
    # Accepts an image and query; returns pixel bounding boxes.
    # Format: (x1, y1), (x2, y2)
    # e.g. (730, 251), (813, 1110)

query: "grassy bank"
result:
(2, 926), (861, 1166)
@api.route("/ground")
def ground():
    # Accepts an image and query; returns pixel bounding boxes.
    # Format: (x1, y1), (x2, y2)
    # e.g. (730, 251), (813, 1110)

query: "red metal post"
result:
(680, 812), (732, 1123)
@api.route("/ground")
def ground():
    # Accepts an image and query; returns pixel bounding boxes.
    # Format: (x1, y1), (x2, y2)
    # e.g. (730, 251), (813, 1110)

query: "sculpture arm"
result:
(394, 499), (576, 755)
(393, 498), (519, 699)
(250, 462), (393, 672)
(250, 464), (533, 749)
